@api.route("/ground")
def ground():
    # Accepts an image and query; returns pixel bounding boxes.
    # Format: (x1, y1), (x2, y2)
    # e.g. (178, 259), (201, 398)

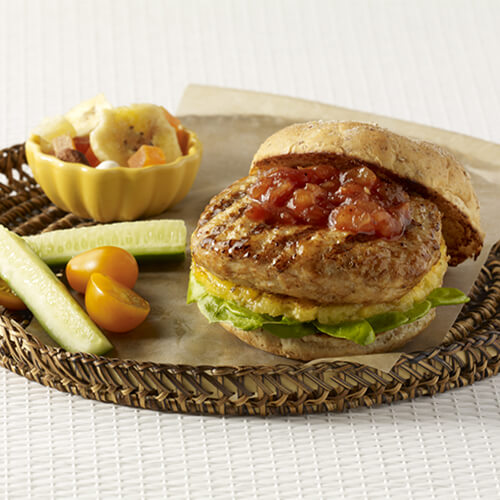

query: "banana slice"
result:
(90, 104), (181, 166)
(65, 94), (111, 137)
(32, 115), (76, 154)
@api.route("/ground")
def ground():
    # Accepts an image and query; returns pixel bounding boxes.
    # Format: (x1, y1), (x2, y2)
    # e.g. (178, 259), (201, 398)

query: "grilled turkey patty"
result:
(191, 175), (443, 305)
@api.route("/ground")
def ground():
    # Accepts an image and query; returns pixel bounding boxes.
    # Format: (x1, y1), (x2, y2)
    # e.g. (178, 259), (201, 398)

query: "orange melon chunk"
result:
(127, 145), (166, 168)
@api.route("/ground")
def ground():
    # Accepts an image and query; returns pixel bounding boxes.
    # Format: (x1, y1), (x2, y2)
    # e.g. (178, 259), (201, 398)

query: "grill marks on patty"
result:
(191, 175), (443, 305)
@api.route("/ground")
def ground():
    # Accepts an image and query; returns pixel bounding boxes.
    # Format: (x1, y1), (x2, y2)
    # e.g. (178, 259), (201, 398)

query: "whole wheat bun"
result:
(251, 121), (484, 265)
(222, 309), (436, 360)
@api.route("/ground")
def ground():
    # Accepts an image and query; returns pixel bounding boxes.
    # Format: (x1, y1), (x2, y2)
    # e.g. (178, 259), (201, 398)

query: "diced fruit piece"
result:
(305, 164), (340, 184)
(52, 135), (75, 156)
(66, 246), (139, 294)
(90, 104), (181, 165)
(0, 278), (26, 310)
(85, 273), (150, 333)
(321, 179), (340, 193)
(288, 187), (315, 212)
(342, 166), (379, 188)
(372, 208), (403, 238)
(33, 116), (76, 154)
(162, 108), (182, 129)
(65, 94), (112, 137)
(249, 176), (274, 200)
(127, 145), (166, 168)
(56, 148), (90, 165)
(245, 203), (273, 223)
(176, 128), (190, 155)
(287, 183), (330, 225)
(52, 135), (101, 167)
(0, 225), (112, 354)
(162, 107), (190, 154)
(73, 136), (90, 153)
(23, 220), (187, 266)
(331, 205), (375, 234)
(84, 146), (100, 167)
(267, 178), (296, 206)
(270, 166), (308, 187)
(333, 181), (366, 203)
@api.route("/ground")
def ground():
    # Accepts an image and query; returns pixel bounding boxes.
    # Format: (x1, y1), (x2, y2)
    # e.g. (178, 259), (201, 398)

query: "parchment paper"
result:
(27, 86), (500, 372)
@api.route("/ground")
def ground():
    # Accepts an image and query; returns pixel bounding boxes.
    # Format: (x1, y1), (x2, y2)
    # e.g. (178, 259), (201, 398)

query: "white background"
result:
(1, 1), (499, 498)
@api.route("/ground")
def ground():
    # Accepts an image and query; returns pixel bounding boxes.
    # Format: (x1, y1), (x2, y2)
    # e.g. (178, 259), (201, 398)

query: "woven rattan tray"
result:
(0, 142), (499, 416)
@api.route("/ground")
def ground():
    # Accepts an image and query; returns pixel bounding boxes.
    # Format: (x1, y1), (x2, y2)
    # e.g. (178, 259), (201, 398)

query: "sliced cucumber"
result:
(24, 219), (186, 266)
(0, 225), (112, 354)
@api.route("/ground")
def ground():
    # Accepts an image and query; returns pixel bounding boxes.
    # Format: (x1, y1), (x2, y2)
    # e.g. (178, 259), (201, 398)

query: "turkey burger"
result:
(188, 121), (484, 360)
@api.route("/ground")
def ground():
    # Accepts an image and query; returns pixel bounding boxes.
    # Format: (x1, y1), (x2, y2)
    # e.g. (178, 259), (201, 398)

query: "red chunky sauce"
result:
(246, 165), (411, 239)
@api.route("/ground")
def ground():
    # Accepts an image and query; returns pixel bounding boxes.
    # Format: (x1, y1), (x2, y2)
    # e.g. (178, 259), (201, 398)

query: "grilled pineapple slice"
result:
(89, 104), (181, 166)
(191, 242), (448, 324)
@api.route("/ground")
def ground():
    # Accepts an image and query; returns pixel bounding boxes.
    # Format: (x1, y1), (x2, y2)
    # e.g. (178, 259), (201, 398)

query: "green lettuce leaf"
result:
(186, 272), (207, 303)
(427, 287), (470, 307)
(406, 300), (432, 322)
(197, 294), (265, 331)
(188, 272), (469, 346)
(263, 323), (316, 338)
(367, 311), (408, 334)
(314, 319), (375, 345)
(189, 271), (305, 331)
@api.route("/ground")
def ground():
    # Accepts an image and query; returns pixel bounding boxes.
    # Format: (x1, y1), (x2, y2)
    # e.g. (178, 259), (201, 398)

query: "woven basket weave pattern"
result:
(0, 144), (499, 416)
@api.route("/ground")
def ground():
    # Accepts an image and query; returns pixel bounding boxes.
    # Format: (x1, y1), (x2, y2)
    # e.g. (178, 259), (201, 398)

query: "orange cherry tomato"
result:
(85, 273), (150, 332)
(66, 246), (139, 294)
(0, 278), (26, 310)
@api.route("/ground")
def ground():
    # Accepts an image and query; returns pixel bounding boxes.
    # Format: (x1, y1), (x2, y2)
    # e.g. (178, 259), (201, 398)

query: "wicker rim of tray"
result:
(0, 143), (499, 416)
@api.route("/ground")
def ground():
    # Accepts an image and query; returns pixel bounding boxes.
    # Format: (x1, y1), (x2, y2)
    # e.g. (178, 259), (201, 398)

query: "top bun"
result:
(251, 121), (484, 265)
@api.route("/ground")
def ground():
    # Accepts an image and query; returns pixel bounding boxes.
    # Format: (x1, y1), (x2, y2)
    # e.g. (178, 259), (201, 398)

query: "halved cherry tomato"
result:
(66, 246), (139, 294)
(0, 278), (26, 310)
(85, 273), (150, 332)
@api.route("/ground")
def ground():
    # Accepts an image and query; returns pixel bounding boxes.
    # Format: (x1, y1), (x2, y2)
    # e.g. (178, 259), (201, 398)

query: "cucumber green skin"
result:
(0, 225), (113, 355)
(35, 249), (185, 268)
(23, 220), (186, 266)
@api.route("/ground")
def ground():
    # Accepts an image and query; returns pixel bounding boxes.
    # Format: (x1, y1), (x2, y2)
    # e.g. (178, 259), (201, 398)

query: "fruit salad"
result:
(32, 95), (189, 169)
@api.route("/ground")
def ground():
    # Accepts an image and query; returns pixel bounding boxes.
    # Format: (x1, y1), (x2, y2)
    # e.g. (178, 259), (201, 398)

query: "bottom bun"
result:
(221, 310), (436, 360)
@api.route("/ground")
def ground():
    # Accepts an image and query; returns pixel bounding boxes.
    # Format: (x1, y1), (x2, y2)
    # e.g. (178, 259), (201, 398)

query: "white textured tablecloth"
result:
(1, 1), (499, 498)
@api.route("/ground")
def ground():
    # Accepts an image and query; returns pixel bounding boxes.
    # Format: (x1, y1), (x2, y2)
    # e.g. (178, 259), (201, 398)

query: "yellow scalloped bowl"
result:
(25, 130), (202, 222)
